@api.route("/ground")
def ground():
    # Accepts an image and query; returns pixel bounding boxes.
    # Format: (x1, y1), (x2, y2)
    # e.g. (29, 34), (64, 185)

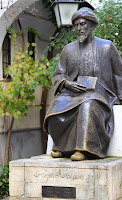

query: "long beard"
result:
(78, 28), (92, 43)
(78, 34), (88, 43)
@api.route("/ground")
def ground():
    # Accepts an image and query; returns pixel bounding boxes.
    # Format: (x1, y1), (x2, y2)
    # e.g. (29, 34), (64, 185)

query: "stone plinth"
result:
(9, 155), (122, 200)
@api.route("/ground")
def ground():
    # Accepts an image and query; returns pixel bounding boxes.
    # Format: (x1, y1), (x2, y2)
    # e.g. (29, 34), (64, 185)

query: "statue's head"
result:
(72, 7), (98, 43)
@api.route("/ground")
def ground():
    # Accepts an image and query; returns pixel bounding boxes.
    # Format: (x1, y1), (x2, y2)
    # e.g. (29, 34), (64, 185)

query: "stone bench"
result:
(47, 105), (122, 157)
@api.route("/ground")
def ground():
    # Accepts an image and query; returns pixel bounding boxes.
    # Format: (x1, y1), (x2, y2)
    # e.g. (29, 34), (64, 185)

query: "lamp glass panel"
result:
(54, 5), (61, 28)
(59, 3), (78, 26)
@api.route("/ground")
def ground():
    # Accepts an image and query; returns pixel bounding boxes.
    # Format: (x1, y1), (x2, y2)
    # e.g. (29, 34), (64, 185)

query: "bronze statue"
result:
(44, 7), (122, 161)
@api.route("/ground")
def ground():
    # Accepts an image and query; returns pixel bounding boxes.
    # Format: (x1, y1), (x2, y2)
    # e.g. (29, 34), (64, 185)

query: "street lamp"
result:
(51, 0), (94, 28)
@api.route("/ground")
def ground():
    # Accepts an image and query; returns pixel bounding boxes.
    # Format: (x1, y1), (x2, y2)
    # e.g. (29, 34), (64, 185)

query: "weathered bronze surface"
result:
(42, 186), (76, 199)
(44, 7), (122, 160)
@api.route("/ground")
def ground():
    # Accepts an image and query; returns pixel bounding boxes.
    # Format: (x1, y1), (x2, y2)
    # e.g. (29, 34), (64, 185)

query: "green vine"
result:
(0, 163), (9, 199)
(27, 27), (43, 41)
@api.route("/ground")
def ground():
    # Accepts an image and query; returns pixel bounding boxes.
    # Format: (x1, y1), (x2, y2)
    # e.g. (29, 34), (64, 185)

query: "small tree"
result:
(0, 28), (53, 165)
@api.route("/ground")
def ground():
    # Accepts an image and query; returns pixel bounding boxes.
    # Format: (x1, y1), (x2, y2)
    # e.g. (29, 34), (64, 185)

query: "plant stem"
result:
(4, 116), (14, 164)
(0, 134), (3, 168)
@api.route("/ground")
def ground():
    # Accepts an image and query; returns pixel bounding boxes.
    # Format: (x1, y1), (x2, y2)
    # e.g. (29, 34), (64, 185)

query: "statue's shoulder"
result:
(95, 37), (112, 47)
(63, 40), (79, 52)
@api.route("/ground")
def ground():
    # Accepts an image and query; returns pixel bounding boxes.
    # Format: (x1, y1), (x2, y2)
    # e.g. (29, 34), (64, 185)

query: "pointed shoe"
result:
(70, 151), (86, 161)
(51, 151), (62, 158)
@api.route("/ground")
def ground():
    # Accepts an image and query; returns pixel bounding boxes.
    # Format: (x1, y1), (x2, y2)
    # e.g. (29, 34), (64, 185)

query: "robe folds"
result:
(44, 36), (122, 158)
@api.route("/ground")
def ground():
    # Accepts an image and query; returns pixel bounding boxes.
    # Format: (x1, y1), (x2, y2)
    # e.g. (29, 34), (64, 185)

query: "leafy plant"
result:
(0, 163), (9, 199)
(94, 0), (122, 56)
(0, 49), (52, 119)
(45, 28), (77, 53)
(27, 27), (43, 41)
(0, 28), (53, 164)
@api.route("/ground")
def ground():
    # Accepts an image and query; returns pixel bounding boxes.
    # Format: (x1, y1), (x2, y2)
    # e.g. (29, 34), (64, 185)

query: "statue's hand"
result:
(64, 81), (86, 93)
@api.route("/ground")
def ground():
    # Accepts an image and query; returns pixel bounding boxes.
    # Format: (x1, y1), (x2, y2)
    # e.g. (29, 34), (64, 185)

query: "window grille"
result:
(2, 33), (11, 78)
(28, 31), (35, 60)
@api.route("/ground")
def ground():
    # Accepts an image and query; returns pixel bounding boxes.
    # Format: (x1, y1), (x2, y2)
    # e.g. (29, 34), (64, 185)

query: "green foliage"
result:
(0, 163), (9, 199)
(0, 28), (52, 120)
(27, 27), (43, 41)
(7, 27), (17, 46)
(94, 0), (122, 56)
(46, 29), (77, 52)
(49, 53), (60, 73)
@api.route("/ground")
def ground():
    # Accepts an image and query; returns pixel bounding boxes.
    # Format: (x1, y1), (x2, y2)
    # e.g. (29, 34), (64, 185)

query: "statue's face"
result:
(74, 18), (93, 43)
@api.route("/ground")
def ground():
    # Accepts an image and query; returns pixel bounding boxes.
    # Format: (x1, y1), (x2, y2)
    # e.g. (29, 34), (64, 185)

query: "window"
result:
(2, 33), (11, 78)
(28, 31), (35, 60)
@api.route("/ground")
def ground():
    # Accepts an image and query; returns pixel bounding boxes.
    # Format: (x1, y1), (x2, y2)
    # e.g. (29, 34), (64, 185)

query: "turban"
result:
(72, 7), (98, 25)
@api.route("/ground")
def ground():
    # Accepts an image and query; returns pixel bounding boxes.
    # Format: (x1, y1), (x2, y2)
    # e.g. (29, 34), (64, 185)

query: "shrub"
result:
(0, 163), (9, 199)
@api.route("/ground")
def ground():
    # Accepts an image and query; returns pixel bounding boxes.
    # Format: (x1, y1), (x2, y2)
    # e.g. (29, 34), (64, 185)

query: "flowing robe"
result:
(44, 36), (122, 158)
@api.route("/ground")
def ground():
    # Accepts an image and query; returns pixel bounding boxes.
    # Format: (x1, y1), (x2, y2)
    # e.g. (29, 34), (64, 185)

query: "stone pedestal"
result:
(9, 155), (122, 200)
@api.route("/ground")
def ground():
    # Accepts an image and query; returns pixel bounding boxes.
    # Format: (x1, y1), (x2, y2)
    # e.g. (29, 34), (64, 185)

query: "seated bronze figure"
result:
(44, 7), (122, 161)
